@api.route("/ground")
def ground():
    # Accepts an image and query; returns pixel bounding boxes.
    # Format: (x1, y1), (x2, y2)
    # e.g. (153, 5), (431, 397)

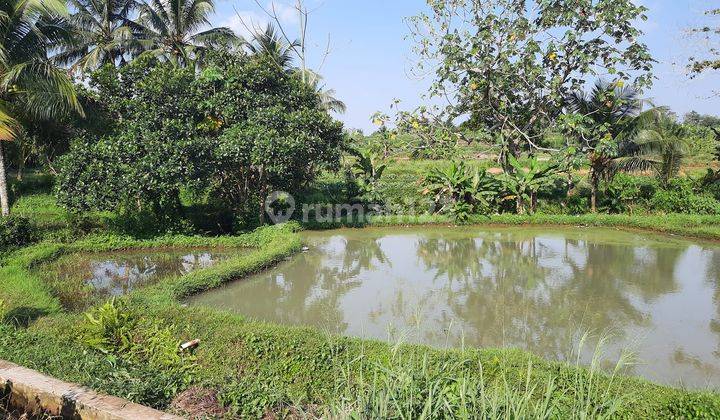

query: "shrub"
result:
(81, 299), (197, 401)
(600, 174), (657, 213)
(109, 210), (195, 238)
(56, 53), (344, 232)
(650, 179), (720, 215)
(0, 216), (36, 251)
(422, 161), (500, 221)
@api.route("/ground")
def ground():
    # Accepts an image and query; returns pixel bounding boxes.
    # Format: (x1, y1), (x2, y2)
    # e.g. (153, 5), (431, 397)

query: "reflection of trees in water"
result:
(703, 248), (720, 359)
(233, 238), (386, 332)
(208, 231), (719, 382)
(50, 252), (226, 308)
(411, 235), (689, 361)
(417, 235), (577, 358)
(341, 238), (389, 277)
(709, 249), (720, 282)
(416, 238), (485, 283)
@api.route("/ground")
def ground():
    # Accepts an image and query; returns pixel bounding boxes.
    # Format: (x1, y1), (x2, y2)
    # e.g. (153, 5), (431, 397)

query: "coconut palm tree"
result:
(627, 110), (689, 187)
(304, 71), (346, 114)
(136, 0), (239, 67)
(54, 0), (143, 73)
(0, 0), (83, 216)
(246, 24), (298, 71)
(565, 80), (645, 212)
(247, 25), (346, 114)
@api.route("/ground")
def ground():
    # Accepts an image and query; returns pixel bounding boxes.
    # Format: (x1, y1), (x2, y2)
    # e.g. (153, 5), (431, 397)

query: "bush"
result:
(56, 53), (344, 232)
(82, 299), (196, 403)
(650, 179), (720, 215)
(600, 174), (657, 213)
(109, 210), (195, 238)
(0, 216), (36, 251)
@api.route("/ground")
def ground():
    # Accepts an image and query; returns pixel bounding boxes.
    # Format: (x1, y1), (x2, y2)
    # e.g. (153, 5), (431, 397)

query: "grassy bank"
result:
(304, 213), (720, 241)
(1, 221), (720, 417)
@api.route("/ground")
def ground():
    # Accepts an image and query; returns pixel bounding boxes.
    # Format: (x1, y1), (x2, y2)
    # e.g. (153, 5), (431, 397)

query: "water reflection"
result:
(47, 250), (234, 309)
(189, 226), (720, 389)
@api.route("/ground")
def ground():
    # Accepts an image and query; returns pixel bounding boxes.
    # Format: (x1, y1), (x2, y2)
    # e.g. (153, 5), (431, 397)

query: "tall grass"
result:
(323, 332), (635, 419)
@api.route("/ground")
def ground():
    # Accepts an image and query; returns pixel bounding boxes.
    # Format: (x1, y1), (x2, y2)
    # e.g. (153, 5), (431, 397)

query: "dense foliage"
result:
(407, 0), (655, 168)
(55, 53), (344, 232)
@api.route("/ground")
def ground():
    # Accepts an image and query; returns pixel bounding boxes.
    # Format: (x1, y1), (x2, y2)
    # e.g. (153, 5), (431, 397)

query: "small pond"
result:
(189, 226), (720, 388)
(46, 249), (239, 309)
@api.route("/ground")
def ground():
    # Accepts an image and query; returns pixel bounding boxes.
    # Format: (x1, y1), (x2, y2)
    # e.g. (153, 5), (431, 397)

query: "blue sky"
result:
(211, 0), (720, 132)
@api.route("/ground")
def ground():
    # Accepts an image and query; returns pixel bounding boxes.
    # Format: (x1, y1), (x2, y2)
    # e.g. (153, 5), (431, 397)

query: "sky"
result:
(210, 0), (720, 132)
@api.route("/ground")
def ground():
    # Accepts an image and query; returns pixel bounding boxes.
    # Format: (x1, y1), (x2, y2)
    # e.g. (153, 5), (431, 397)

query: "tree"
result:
(0, 0), (82, 217)
(56, 58), (212, 220)
(246, 24), (298, 71)
(689, 8), (720, 82)
(407, 0), (654, 170)
(305, 72), (346, 114)
(632, 110), (689, 187)
(700, 128), (720, 188)
(241, 2), (346, 115)
(136, 0), (239, 67)
(562, 80), (653, 212)
(246, 24), (346, 114)
(54, 0), (143, 73)
(56, 53), (344, 229)
(684, 111), (720, 128)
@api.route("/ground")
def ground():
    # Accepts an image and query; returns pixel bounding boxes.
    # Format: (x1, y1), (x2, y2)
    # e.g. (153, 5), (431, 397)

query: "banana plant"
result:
(422, 161), (499, 221)
(500, 156), (560, 214)
(347, 147), (386, 202)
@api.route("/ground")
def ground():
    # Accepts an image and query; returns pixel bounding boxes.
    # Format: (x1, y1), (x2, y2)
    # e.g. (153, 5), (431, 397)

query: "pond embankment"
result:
(0, 359), (181, 419)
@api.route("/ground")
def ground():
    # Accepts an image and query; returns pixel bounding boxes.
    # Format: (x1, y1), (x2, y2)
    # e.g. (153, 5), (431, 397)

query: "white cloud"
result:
(222, 1), (299, 40)
(222, 11), (269, 40)
(267, 1), (298, 26)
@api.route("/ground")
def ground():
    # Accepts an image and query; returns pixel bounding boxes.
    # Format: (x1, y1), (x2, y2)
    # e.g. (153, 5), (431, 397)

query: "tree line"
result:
(0, 0), (345, 218)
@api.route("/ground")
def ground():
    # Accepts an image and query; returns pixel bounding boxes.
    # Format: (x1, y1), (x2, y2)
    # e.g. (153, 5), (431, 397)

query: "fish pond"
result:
(189, 226), (720, 389)
(44, 248), (240, 310)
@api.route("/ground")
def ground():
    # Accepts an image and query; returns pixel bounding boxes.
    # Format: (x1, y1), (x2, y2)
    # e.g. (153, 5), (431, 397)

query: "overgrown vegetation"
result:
(2, 0), (720, 417)
(4, 176), (720, 416)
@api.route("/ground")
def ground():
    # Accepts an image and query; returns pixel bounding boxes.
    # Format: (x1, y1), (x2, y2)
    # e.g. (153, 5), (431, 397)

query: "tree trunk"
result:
(531, 191), (537, 213)
(0, 141), (9, 216)
(258, 165), (266, 225)
(516, 196), (524, 215)
(500, 137), (521, 174)
(589, 169), (598, 213)
(566, 173), (574, 198)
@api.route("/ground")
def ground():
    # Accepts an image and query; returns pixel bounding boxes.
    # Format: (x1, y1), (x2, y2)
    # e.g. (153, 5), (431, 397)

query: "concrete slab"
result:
(0, 359), (184, 419)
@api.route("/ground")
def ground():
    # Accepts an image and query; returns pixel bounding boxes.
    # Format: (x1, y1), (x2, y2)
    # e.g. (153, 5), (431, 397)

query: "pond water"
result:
(189, 226), (720, 388)
(47, 249), (237, 309)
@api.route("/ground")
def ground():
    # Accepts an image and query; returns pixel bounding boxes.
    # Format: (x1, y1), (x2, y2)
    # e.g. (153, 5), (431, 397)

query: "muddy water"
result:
(47, 249), (236, 309)
(189, 226), (720, 388)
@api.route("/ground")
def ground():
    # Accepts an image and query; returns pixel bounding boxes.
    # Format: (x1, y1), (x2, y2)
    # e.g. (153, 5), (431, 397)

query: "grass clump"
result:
(317, 333), (634, 419)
